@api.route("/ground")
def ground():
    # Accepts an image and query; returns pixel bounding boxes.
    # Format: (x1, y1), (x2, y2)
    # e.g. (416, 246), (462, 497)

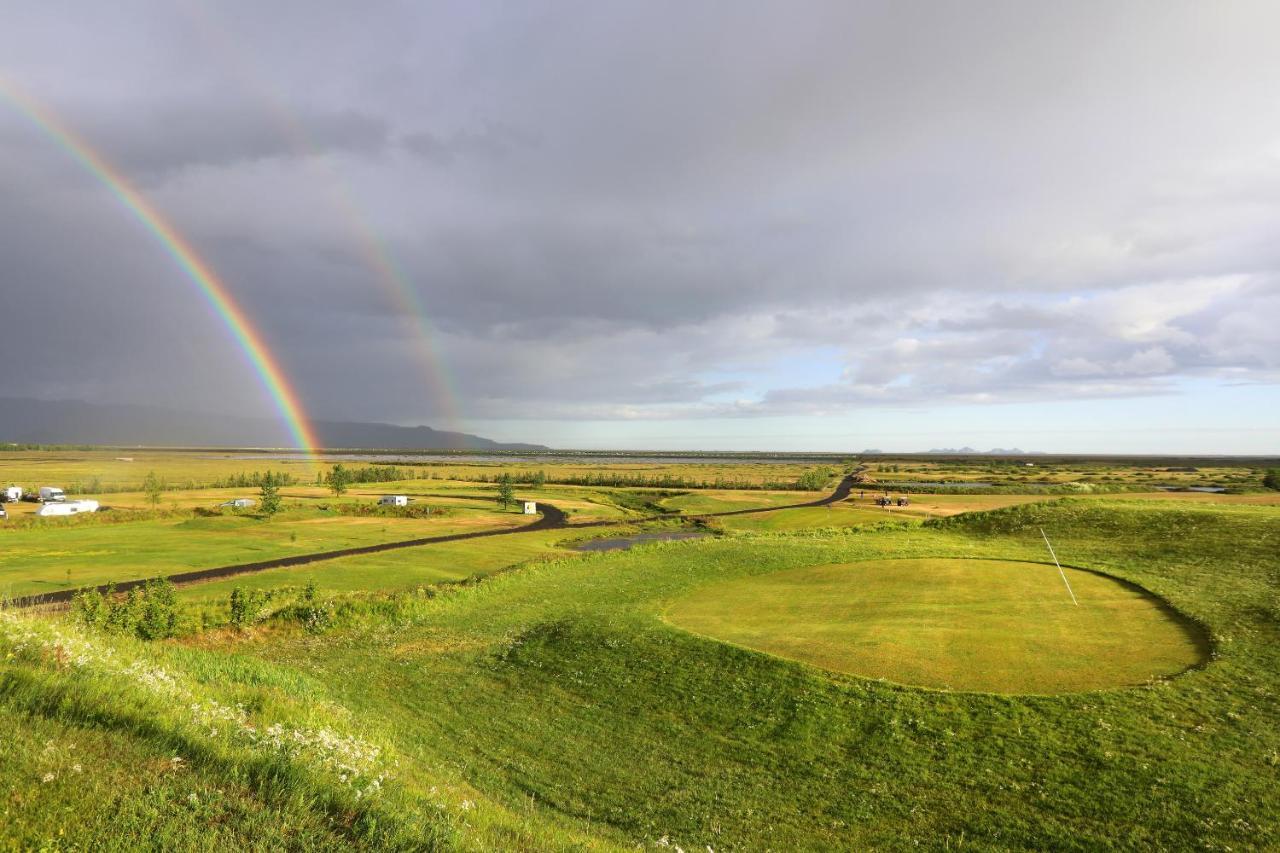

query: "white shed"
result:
(379, 495), (409, 507)
(523, 501), (538, 515)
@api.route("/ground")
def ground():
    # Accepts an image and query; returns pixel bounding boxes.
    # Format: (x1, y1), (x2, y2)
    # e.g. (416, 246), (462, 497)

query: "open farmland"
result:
(1, 449), (1278, 849)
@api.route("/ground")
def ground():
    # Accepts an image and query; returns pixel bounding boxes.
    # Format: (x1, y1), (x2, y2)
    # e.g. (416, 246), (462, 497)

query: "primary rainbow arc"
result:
(0, 77), (321, 455)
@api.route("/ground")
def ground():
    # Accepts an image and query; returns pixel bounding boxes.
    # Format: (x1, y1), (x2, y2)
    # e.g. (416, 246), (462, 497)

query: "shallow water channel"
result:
(574, 531), (710, 552)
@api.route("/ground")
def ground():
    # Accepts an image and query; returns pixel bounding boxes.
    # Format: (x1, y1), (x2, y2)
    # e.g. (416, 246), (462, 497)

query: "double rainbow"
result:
(0, 77), (320, 454)
(182, 3), (464, 434)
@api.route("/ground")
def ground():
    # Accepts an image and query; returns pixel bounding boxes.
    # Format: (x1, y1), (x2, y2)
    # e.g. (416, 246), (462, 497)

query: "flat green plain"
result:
(0, 508), (525, 597)
(665, 557), (1207, 693)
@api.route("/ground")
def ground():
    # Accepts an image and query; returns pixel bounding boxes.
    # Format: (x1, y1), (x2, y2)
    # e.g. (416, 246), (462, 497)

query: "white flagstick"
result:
(1040, 528), (1078, 606)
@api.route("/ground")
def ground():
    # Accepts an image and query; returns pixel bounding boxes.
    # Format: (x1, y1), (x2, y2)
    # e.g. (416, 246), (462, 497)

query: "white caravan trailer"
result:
(37, 499), (98, 517)
(39, 486), (66, 502)
(379, 495), (409, 507)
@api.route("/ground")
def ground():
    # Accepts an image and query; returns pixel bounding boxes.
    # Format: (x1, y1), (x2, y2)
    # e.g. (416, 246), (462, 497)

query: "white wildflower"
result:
(1, 611), (392, 798)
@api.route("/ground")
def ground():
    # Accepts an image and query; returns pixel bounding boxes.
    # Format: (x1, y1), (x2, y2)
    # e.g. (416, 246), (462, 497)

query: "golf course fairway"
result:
(665, 558), (1208, 694)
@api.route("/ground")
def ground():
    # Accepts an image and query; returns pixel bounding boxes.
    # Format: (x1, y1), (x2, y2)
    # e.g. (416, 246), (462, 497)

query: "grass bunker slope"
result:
(665, 558), (1208, 694)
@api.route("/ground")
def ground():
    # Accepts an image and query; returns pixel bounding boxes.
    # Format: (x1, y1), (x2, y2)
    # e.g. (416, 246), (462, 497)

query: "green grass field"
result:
(174, 526), (586, 604)
(0, 505), (527, 598)
(665, 557), (1206, 693)
(657, 489), (812, 514)
(1, 449), (1278, 849)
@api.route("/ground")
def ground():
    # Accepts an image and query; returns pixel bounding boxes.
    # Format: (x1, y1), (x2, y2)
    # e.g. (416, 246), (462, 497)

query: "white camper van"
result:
(37, 499), (98, 517)
(39, 486), (66, 503)
(379, 495), (409, 507)
(3, 486), (21, 503)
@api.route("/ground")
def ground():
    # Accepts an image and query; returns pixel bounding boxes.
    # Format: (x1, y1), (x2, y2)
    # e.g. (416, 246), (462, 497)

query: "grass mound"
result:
(665, 558), (1207, 693)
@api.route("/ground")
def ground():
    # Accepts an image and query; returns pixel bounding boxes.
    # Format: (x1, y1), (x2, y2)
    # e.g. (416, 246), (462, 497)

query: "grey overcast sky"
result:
(1, 1), (1277, 452)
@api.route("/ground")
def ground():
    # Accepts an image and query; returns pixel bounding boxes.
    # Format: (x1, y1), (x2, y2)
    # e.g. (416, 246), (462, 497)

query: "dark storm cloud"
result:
(0, 1), (1278, 435)
(81, 103), (391, 177)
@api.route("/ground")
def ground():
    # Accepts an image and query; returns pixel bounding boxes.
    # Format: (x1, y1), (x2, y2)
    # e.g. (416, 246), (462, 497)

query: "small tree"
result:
(229, 586), (268, 630)
(326, 464), (351, 498)
(1263, 469), (1280, 491)
(497, 473), (516, 509)
(259, 471), (282, 517)
(532, 469), (547, 488)
(136, 579), (179, 640)
(142, 470), (164, 507)
(71, 587), (107, 629)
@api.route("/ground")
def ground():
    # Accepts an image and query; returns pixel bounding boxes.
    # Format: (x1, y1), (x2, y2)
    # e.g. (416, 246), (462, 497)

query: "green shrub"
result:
(71, 586), (107, 628)
(228, 586), (275, 630)
(295, 581), (334, 634)
(136, 580), (179, 640)
(74, 580), (181, 640)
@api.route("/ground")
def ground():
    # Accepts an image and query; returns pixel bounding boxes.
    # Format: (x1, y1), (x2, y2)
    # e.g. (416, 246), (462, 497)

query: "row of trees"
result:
(472, 467), (838, 492)
(316, 464), (411, 496)
(209, 470), (299, 489)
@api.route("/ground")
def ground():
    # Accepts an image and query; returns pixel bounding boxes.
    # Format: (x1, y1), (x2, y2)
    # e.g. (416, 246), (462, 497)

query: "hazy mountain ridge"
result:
(0, 399), (546, 451)
(925, 447), (1046, 455)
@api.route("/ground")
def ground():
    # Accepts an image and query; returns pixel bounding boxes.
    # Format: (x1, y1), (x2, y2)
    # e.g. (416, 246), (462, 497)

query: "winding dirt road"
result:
(10, 476), (853, 608)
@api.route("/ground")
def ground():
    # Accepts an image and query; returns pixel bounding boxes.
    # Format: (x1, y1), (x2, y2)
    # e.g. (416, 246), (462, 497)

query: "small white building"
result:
(379, 495), (409, 507)
(37, 499), (98, 517)
(523, 501), (538, 515)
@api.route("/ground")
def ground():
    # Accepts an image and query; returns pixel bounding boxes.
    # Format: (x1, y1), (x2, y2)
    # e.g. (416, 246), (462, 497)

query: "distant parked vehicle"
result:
(378, 495), (409, 507)
(220, 498), (256, 509)
(37, 499), (98, 517)
(0, 504), (6, 519)
(38, 486), (66, 503)
(3, 485), (21, 503)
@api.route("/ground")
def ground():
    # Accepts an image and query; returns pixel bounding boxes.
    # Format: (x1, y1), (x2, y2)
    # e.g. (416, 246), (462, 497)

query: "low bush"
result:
(72, 579), (182, 641)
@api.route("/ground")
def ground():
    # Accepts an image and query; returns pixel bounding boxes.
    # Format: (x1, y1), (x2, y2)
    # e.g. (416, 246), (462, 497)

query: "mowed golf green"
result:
(665, 558), (1207, 694)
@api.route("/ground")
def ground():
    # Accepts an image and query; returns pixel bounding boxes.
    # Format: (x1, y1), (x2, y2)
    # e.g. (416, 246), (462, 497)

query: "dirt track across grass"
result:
(10, 478), (854, 608)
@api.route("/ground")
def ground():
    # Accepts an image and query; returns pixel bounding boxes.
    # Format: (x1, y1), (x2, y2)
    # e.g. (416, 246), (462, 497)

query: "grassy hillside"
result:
(2, 497), (1276, 849)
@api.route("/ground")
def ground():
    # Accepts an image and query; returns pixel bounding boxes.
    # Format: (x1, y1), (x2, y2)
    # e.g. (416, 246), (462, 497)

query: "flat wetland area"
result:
(1, 448), (1278, 849)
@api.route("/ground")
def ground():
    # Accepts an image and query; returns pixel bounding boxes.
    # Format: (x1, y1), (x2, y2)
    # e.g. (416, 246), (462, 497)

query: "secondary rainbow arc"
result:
(0, 77), (321, 455)
(182, 3), (465, 435)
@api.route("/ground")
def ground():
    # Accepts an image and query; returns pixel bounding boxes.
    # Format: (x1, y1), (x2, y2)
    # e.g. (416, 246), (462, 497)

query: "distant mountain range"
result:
(862, 447), (1045, 455)
(925, 447), (1045, 455)
(0, 398), (547, 451)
